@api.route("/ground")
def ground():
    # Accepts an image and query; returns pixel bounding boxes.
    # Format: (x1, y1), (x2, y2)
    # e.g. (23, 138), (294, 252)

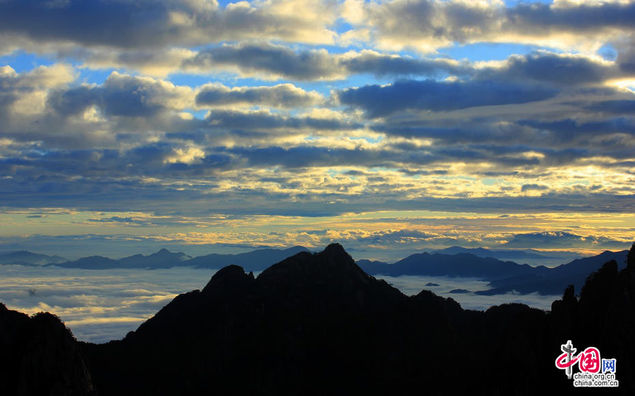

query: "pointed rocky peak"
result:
(153, 248), (172, 256)
(324, 243), (344, 251)
(202, 264), (254, 294)
(149, 248), (190, 261)
(257, 243), (370, 289)
(322, 243), (353, 261)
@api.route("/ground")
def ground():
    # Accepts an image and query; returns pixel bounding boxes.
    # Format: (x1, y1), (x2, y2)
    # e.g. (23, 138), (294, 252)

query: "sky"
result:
(1, 0), (634, 261)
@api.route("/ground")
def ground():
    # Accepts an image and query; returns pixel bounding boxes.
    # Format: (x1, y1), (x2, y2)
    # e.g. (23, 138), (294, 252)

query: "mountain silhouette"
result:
(15, 245), (629, 297)
(432, 246), (580, 263)
(182, 245), (309, 271)
(51, 246), (308, 270)
(2, 243), (634, 395)
(359, 249), (628, 295)
(481, 249), (629, 295)
(0, 303), (95, 396)
(52, 249), (191, 269)
(0, 250), (66, 266)
(79, 243), (634, 395)
(359, 251), (539, 279)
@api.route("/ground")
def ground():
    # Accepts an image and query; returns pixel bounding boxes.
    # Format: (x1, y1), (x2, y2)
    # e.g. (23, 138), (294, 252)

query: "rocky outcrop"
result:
(0, 304), (95, 396)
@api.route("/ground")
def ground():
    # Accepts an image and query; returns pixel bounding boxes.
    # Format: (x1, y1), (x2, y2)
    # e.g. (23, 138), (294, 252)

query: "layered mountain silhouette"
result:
(51, 248), (192, 269)
(433, 246), (580, 264)
(6, 244), (629, 296)
(358, 249), (628, 295)
(0, 250), (66, 266)
(182, 245), (308, 271)
(2, 243), (634, 395)
(481, 250), (629, 295)
(50, 246), (307, 270)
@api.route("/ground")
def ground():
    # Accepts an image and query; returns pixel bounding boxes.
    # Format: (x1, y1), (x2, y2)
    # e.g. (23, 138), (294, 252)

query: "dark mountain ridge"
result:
(359, 249), (629, 295)
(50, 246), (308, 270)
(183, 245), (308, 271)
(433, 245), (577, 261)
(1, 243), (634, 395)
(0, 250), (66, 266)
(81, 243), (634, 395)
(0, 303), (95, 396)
(38, 244), (630, 296)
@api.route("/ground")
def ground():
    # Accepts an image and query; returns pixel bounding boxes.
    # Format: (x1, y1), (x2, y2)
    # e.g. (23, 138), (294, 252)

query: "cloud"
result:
(0, 264), (214, 342)
(0, 64), (75, 115)
(203, 110), (362, 136)
(348, 0), (635, 52)
(183, 44), (473, 81)
(0, 0), (337, 50)
(196, 83), (323, 109)
(49, 72), (193, 118)
(502, 231), (631, 250)
(338, 79), (558, 117)
(183, 42), (343, 80)
(614, 33), (635, 73)
(339, 50), (472, 78)
(0, 253), (561, 344)
(585, 100), (635, 114)
(520, 184), (549, 193)
(474, 51), (621, 86)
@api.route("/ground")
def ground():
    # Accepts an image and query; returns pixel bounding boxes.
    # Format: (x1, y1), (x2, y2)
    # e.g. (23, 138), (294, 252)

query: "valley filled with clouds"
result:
(0, 264), (560, 343)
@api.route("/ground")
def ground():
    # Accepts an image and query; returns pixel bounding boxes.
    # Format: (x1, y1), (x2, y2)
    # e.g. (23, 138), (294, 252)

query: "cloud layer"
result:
(0, 0), (633, 256)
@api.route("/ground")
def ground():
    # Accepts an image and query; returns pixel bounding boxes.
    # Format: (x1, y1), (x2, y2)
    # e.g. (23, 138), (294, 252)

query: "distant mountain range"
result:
(3, 243), (632, 395)
(1, 245), (630, 295)
(49, 246), (308, 271)
(432, 246), (581, 263)
(0, 250), (66, 266)
(358, 249), (629, 295)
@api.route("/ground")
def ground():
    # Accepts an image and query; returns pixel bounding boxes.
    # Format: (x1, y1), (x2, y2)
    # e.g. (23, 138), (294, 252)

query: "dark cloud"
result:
(184, 44), (475, 81)
(0, 0), (164, 48)
(502, 232), (630, 250)
(365, 0), (635, 49)
(504, 2), (635, 33)
(184, 43), (341, 80)
(615, 34), (635, 73)
(518, 118), (635, 144)
(475, 52), (619, 86)
(47, 85), (97, 116)
(338, 79), (557, 117)
(340, 52), (471, 78)
(520, 184), (549, 193)
(227, 146), (384, 168)
(344, 50), (625, 85)
(204, 110), (360, 133)
(585, 100), (635, 115)
(58, 72), (190, 117)
(0, 0), (334, 49)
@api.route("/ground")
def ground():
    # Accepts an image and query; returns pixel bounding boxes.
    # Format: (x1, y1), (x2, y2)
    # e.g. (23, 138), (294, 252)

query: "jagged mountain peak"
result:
(202, 264), (254, 294)
(257, 243), (366, 286)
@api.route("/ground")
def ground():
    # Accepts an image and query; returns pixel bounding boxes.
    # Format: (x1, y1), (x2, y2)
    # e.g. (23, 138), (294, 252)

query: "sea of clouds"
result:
(0, 266), (560, 343)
